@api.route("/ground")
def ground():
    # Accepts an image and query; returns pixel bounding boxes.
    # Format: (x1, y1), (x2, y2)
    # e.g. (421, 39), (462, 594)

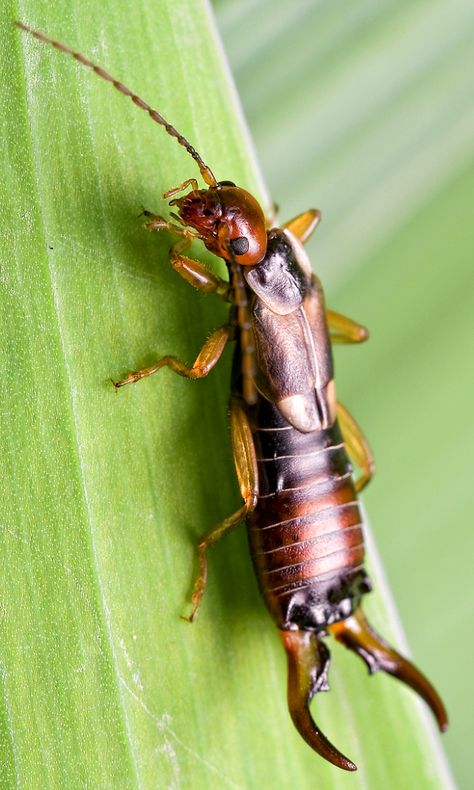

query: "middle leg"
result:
(337, 401), (375, 493)
(114, 324), (233, 388)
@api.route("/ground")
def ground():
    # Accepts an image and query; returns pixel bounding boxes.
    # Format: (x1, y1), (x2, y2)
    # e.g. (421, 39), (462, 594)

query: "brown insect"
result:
(17, 22), (448, 771)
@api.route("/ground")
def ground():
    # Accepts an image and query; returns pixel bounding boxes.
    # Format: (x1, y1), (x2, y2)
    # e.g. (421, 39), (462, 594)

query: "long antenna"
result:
(16, 21), (218, 187)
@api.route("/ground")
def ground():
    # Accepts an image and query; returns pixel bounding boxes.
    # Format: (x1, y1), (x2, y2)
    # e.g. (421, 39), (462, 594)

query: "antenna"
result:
(16, 21), (218, 187)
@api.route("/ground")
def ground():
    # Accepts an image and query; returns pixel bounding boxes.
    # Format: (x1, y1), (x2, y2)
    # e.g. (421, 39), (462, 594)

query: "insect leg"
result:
(169, 240), (231, 301)
(186, 398), (258, 621)
(282, 209), (321, 244)
(326, 310), (369, 344)
(336, 401), (375, 493)
(142, 213), (196, 237)
(114, 325), (232, 388)
(330, 609), (448, 732)
(163, 178), (199, 198)
(144, 225), (231, 299)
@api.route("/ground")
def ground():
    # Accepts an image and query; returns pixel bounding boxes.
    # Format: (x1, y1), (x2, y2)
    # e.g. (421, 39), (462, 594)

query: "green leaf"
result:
(1, 0), (459, 788)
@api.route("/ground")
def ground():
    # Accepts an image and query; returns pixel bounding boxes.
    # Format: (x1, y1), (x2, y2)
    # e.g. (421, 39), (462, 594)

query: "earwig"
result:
(17, 22), (448, 771)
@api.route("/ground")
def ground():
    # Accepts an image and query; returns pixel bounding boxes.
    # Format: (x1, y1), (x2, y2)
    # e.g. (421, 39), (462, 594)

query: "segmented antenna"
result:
(16, 21), (217, 187)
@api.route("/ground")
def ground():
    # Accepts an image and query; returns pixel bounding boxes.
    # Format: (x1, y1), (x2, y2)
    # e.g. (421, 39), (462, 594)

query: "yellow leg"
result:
(142, 212), (198, 239)
(142, 220), (231, 299)
(326, 310), (369, 344)
(283, 209), (321, 244)
(114, 325), (232, 388)
(163, 178), (199, 199)
(186, 398), (259, 621)
(337, 401), (375, 493)
(169, 240), (231, 300)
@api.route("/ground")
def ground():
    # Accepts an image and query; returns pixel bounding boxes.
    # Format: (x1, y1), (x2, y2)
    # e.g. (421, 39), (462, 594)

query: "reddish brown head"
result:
(170, 182), (267, 265)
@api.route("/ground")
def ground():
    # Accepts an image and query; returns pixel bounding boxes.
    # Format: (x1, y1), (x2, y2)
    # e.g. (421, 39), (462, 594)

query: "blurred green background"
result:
(213, 0), (473, 786)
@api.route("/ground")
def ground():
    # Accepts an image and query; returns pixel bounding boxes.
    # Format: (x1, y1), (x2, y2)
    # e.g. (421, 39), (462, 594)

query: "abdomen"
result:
(247, 399), (371, 630)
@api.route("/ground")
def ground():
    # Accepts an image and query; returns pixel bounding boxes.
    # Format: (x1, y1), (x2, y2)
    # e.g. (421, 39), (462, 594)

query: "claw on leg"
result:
(185, 503), (249, 623)
(330, 609), (448, 732)
(281, 631), (357, 772)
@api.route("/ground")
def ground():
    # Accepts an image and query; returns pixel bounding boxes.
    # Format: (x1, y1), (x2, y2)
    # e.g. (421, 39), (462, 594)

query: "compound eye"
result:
(229, 236), (250, 256)
(218, 180), (236, 187)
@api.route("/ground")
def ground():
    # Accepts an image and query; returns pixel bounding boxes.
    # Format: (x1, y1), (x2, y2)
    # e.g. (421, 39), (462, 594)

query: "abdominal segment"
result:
(247, 400), (371, 630)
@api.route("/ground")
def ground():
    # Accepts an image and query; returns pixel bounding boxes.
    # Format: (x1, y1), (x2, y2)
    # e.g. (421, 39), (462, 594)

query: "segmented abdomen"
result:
(247, 400), (371, 630)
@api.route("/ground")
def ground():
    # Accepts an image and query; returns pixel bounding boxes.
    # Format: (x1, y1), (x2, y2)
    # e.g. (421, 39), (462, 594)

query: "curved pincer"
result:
(281, 630), (357, 772)
(329, 608), (448, 732)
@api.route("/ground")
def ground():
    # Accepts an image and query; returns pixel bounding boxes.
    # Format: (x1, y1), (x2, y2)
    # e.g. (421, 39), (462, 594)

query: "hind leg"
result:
(113, 325), (232, 388)
(337, 401), (374, 493)
(186, 398), (259, 621)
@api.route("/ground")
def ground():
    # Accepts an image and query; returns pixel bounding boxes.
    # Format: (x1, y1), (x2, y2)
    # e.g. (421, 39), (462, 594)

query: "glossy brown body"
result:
(229, 225), (446, 769)
(248, 403), (370, 632)
(235, 227), (370, 635)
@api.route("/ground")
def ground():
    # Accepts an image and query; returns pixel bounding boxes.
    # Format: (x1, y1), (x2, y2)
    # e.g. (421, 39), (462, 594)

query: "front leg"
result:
(169, 240), (231, 301)
(142, 211), (196, 238)
(144, 218), (231, 301)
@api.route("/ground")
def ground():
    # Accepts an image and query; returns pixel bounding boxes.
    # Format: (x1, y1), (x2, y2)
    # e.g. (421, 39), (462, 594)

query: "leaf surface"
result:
(1, 0), (460, 787)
